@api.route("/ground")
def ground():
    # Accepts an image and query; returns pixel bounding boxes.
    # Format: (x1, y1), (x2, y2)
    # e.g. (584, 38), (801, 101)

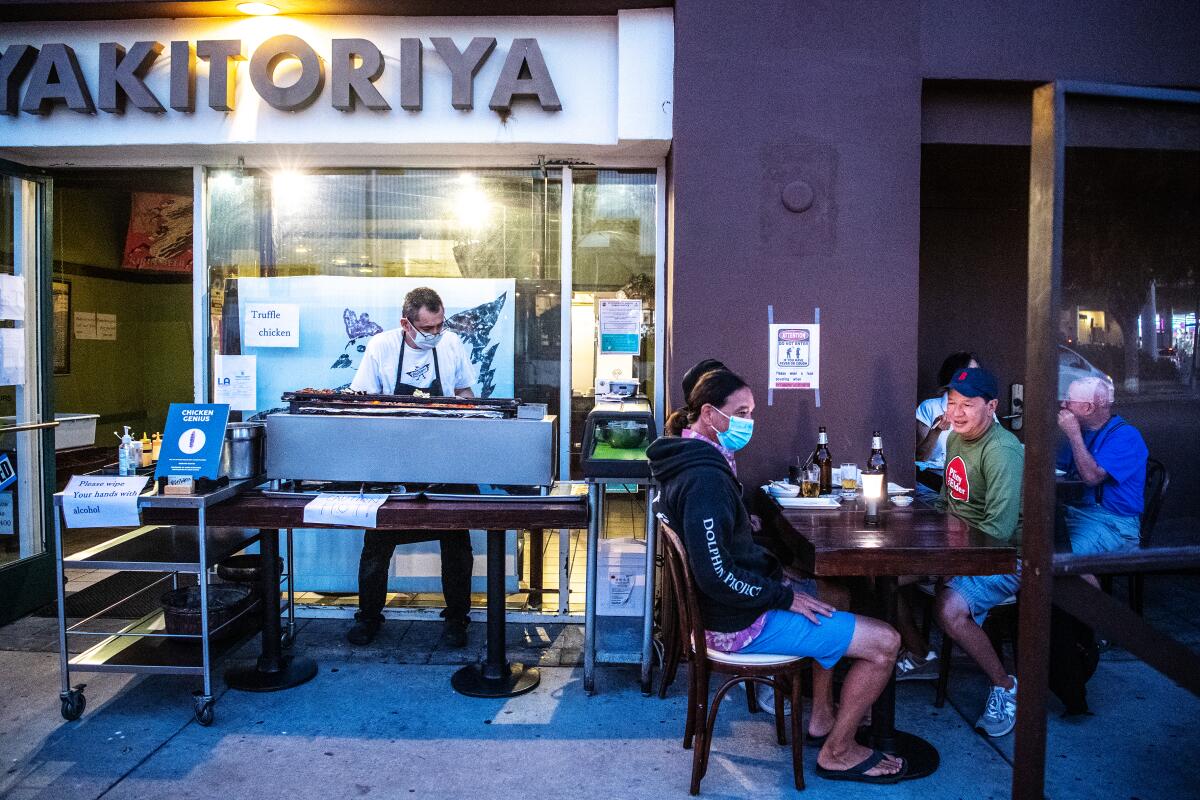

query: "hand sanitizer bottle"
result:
(117, 427), (135, 476)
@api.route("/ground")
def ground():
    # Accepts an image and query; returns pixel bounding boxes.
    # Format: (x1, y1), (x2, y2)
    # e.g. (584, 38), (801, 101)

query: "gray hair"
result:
(1069, 376), (1114, 407)
(402, 287), (443, 321)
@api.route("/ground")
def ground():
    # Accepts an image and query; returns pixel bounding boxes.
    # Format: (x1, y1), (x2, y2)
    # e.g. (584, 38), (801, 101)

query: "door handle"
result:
(0, 420), (60, 433)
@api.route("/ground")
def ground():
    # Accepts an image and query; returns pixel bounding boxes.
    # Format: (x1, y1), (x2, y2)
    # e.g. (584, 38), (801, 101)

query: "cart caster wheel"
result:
(60, 689), (85, 721)
(193, 697), (215, 726)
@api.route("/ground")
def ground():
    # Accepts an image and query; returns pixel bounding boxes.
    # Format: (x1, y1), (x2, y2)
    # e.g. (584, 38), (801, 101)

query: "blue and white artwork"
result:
(235, 276), (516, 411)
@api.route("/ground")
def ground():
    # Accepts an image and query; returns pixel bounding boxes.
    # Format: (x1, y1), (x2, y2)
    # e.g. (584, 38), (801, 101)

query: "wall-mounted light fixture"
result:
(237, 3), (281, 15)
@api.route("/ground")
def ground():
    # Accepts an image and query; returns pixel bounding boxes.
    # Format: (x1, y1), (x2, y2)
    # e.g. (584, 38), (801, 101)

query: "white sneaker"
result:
(976, 676), (1018, 738)
(745, 683), (785, 716)
(895, 649), (940, 681)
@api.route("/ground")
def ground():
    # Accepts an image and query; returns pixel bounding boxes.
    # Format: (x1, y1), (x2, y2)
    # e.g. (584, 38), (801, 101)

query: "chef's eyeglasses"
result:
(404, 317), (446, 335)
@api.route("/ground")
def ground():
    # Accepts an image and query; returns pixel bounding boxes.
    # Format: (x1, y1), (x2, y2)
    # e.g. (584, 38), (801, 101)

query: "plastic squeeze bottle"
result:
(140, 432), (153, 467)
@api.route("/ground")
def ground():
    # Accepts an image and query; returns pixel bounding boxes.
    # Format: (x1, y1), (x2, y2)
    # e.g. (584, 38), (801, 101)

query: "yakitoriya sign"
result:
(0, 35), (562, 116)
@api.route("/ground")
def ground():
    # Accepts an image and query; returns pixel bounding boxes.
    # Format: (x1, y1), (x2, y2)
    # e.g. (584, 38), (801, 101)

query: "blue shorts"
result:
(739, 608), (857, 669)
(946, 571), (1021, 627)
(1065, 504), (1140, 555)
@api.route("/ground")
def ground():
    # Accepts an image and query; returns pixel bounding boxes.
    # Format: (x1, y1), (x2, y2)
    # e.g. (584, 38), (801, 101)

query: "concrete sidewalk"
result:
(1, 599), (1198, 799)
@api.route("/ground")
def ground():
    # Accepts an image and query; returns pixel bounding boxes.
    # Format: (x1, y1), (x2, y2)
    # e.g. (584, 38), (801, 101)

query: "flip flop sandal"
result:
(804, 731), (828, 748)
(815, 749), (908, 784)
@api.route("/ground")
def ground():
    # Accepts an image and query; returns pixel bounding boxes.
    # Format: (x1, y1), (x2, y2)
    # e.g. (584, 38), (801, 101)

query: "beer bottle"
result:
(813, 426), (833, 494)
(867, 430), (887, 488)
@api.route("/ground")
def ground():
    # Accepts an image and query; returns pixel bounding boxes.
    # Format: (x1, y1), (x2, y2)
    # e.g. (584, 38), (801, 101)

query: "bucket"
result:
(160, 584), (253, 639)
(220, 422), (265, 480)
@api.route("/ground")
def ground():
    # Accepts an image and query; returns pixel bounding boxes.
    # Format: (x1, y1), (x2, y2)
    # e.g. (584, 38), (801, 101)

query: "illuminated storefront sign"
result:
(0, 35), (561, 116)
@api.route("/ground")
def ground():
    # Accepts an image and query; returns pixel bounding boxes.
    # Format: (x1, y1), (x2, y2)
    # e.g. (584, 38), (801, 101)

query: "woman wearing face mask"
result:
(649, 370), (906, 784)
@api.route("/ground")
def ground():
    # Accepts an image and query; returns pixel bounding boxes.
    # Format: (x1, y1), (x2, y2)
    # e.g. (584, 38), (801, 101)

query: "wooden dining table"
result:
(760, 491), (1018, 780)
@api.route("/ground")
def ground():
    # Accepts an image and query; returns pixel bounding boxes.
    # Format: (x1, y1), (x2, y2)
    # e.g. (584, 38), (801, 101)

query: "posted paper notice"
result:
(62, 475), (149, 528)
(0, 491), (13, 535)
(303, 493), (389, 528)
(74, 312), (97, 340)
(214, 355), (258, 411)
(243, 303), (300, 348)
(96, 313), (118, 341)
(598, 299), (642, 354)
(769, 324), (820, 389)
(0, 328), (25, 385)
(0, 274), (25, 321)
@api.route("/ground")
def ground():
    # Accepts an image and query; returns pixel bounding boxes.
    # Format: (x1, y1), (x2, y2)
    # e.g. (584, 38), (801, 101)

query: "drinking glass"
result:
(800, 466), (821, 497)
(840, 463), (859, 494)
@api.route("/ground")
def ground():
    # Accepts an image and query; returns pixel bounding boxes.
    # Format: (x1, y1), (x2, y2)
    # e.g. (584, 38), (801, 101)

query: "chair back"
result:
(659, 521), (713, 665)
(1140, 458), (1169, 547)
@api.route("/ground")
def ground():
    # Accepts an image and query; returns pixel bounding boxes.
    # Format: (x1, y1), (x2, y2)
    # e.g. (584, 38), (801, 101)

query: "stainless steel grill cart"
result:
(53, 478), (277, 726)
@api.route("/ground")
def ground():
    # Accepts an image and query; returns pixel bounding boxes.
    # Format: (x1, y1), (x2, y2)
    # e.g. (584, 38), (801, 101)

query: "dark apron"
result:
(393, 335), (443, 397)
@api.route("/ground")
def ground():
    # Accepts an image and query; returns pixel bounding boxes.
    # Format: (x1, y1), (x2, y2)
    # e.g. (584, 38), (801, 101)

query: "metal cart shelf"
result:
(53, 478), (279, 726)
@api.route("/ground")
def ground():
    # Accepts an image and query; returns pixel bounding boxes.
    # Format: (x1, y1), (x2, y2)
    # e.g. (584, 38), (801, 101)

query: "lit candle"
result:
(862, 469), (885, 526)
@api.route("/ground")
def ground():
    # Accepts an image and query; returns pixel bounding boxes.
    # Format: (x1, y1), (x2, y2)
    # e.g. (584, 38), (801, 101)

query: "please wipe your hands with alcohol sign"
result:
(62, 475), (149, 528)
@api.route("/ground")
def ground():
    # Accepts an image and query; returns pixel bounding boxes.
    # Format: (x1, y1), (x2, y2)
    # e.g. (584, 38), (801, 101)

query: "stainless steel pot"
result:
(220, 422), (265, 480)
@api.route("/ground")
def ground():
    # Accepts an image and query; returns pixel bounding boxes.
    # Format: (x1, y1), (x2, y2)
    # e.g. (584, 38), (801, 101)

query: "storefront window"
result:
(206, 168), (563, 415)
(568, 169), (658, 478)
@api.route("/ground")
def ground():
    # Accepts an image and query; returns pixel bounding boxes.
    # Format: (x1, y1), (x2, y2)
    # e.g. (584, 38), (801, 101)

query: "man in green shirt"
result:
(933, 367), (1024, 738)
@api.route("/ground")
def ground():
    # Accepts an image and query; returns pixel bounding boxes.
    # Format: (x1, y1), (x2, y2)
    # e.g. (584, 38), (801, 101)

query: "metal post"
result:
(640, 481), (657, 694)
(483, 528), (508, 681)
(558, 167), (574, 481)
(583, 481), (603, 693)
(54, 503), (69, 694)
(559, 526), (570, 616)
(1013, 80), (1065, 800)
(285, 527), (295, 644)
(198, 506), (212, 700)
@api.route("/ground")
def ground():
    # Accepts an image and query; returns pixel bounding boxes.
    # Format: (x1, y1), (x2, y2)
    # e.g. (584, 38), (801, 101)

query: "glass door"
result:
(0, 160), (55, 625)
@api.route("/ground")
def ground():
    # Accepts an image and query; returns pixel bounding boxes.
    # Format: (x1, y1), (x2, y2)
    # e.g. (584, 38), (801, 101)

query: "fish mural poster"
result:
(234, 276), (515, 411)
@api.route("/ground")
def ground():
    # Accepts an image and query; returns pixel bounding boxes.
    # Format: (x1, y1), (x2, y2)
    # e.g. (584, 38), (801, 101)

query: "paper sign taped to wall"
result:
(96, 313), (117, 341)
(769, 323), (820, 389)
(61, 475), (149, 528)
(0, 274), (25, 321)
(74, 312), (97, 340)
(214, 355), (257, 410)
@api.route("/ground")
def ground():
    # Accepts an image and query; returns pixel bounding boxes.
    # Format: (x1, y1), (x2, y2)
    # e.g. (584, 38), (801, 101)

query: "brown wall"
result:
(918, 144), (1029, 425)
(670, 0), (923, 487)
(670, 0), (1200, 491)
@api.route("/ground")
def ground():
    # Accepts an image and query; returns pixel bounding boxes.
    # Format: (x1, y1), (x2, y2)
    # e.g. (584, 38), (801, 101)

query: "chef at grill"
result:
(346, 286), (478, 649)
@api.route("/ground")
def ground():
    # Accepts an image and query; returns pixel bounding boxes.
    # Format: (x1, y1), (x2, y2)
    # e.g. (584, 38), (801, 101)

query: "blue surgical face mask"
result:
(713, 407), (754, 451)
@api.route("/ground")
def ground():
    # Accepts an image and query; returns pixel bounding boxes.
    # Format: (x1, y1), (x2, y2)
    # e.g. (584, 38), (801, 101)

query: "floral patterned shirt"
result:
(681, 426), (737, 475)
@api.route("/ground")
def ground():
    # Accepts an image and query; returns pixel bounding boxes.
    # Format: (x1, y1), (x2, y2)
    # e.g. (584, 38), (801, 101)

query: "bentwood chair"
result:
(658, 522), (808, 794)
(1125, 458), (1169, 615)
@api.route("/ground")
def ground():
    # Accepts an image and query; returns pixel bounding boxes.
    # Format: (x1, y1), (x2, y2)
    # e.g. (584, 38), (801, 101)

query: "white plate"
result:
(774, 496), (842, 509)
(887, 483), (913, 495)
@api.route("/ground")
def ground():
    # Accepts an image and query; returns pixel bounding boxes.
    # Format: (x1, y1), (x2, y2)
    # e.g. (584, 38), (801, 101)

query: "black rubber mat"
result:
(34, 572), (195, 619)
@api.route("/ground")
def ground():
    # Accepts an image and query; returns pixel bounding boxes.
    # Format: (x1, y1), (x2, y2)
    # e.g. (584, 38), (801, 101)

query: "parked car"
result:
(1059, 345), (1115, 401)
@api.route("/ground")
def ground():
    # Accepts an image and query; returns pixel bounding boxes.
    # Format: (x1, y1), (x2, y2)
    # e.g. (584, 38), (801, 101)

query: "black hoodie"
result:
(648, 437), (795, 633)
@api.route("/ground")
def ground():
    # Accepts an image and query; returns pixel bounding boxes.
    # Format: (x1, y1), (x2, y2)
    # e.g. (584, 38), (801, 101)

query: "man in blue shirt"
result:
(1056, 376), (1148, 556)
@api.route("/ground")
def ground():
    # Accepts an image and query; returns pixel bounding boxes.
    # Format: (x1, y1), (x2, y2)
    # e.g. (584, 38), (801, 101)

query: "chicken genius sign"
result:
(0, 35), (561, 116)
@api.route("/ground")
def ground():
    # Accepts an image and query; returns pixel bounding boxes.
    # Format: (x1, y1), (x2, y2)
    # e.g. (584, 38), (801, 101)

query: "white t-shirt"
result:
(349, 328), (476, 395)
(915, 394), (950, 470)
